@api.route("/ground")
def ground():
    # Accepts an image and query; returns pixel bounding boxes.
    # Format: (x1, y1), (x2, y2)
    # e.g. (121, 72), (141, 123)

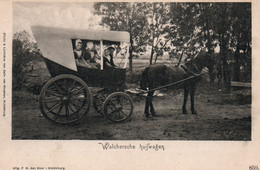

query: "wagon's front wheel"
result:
(102, 92), (134, 122)
(39, 74), (91, 125)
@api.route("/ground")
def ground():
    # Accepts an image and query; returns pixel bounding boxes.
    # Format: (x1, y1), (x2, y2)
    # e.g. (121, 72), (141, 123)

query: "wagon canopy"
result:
(31, 25), (130, 71)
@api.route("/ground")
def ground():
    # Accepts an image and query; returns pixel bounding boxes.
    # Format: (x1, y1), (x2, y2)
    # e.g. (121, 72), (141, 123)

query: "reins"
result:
(138, 69), (209, 95)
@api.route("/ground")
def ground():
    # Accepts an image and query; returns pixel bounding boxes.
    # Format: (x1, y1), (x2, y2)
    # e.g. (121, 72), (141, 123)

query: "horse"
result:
(140, 52), (215, 117)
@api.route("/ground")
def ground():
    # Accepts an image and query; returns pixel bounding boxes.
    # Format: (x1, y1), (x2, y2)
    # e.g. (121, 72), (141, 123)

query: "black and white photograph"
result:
(11, 2), (252, 140)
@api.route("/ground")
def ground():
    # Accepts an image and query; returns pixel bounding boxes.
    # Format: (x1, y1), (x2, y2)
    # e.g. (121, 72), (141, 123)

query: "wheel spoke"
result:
(45, 89), (63, 97)
(107, 100), (116, 107)
(69, 79), (76, 93)
(108, 109), (118, 117)
(64, 78), (68, 91)
(70, 96), (86, 102)
(54, 82), (64, 95)
(68, 103), (75, 113)
(65, 104), (70, 122)
(116, 111), (122, 120)
(43, 97), (61, 103)
(70, 86), (85, 96)
(53, 115), (59, 123)
(119, 110), (128, 117)
(45, 101), (62, 114)
(70, 100), (88, 112)
(58, 102), (64, 114)
(68, 103), (80, 120)
(116, 96), (120, 104)
(66, 104), (69, 116)
(70, 100), (80, 110)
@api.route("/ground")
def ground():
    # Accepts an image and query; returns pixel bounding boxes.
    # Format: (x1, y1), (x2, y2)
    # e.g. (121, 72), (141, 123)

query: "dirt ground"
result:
(12, 82), (251, 140)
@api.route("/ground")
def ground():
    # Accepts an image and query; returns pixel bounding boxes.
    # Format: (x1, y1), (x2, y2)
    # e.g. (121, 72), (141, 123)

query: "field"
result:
(12, 60), (251, 140)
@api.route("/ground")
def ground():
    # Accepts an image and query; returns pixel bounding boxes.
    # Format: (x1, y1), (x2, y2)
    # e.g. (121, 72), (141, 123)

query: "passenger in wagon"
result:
(74, 39), (92, 68)
(74, 39), (99, 69)
(85, 41), (101, 69)
(103, 48), (113, 69)
(107, 46), (116, 67)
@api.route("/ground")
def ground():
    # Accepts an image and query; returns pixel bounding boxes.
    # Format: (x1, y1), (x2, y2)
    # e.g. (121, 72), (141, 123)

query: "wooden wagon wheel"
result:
(102, 92), (134, 122)
(39, 74), (91, 125)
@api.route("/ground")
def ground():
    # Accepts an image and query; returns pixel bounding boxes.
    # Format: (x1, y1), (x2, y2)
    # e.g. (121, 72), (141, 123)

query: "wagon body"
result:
(43, 58), (126, 89)
(32, 25), (129, 89)
(32, 26), (133, 125)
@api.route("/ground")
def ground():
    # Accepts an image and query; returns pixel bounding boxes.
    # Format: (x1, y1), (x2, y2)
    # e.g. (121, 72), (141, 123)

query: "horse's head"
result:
(194, 52), (216, 74)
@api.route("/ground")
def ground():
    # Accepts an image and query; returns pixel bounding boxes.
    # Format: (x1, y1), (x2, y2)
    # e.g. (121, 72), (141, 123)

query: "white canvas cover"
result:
(31, 26), (130, 71)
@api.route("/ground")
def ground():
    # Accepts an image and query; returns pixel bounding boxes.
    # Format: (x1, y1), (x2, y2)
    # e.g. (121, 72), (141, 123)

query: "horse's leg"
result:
(149, 91), (158, 116)
(144, 95), (150, 117)
(144, 90), (155, 117)
(182, 87), (189, 114)
(190, 85), (197, 115)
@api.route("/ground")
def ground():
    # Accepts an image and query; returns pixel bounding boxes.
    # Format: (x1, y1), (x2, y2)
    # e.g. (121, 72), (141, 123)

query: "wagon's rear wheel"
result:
(102, 92), (134, 122)
(39, 74), (91, 125)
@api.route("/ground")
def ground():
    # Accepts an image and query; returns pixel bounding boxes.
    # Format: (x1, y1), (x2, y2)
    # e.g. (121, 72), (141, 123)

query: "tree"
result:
(168, 3), (204, 63)
(13, 31), (41, 89)
(210, 3), (251, 90)
(145, 2), (171, 64)
(229, 3), (251, 82)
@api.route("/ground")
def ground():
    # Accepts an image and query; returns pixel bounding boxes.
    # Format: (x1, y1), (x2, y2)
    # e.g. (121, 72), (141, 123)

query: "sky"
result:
(13, 2), (105, 38)
(13, 2), (220, 53)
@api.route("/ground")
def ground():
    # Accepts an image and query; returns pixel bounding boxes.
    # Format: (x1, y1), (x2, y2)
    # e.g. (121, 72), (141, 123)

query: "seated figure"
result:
(84, 41), (101, 69)
(74, 39), (100, 69)
(74, 39), (92, 68)
(107, 47), (116, 67)
(103, 48), (115, 69)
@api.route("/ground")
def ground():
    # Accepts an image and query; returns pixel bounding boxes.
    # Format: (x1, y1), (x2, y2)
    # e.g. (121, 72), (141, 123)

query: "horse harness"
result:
(179, 62), (201, 77)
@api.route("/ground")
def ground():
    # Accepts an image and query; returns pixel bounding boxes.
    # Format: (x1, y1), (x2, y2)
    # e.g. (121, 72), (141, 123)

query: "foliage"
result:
(94, 2), (251, 87)
(145, 2), (171, 64)
(13, 31), (41, 89)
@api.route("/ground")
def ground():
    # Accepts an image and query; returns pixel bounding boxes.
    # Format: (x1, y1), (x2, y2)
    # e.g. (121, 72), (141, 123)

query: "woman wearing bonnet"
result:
(74, 39), (91, 68)
(74, 39), (99, 69)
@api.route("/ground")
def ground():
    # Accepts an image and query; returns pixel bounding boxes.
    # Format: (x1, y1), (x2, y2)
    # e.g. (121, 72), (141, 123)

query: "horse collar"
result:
(180, 63), (200, 77)
(192, 62), (200, 72)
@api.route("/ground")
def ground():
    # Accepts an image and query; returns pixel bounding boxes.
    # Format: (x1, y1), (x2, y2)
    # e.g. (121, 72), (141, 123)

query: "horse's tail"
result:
(140, 67), (149, 90)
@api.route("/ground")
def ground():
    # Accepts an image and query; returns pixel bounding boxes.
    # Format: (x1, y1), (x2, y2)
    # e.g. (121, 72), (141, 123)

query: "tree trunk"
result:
(220, 34), (230, 92)
(233, 49), (240, 82)
(177, 50), (184, 66)
(149, 3), (156, 65)
(129, 34), (133, 82)
(150, 46), (154, 65)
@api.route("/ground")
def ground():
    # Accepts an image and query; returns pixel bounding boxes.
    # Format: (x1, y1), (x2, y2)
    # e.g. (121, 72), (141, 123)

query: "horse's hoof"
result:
(182, 110), (188, 114)
(145, 113), (151, 118)
(191, 110), (197, 115)
(151, 113), (159, 117)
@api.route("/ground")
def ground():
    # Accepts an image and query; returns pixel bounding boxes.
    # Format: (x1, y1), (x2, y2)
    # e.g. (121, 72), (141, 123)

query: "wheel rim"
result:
(103, 92), (133, 122)
(40, 75), (91, 125)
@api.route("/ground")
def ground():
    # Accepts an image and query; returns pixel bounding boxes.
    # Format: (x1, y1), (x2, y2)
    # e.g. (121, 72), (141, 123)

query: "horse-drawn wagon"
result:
(32, 26), (134, 125)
